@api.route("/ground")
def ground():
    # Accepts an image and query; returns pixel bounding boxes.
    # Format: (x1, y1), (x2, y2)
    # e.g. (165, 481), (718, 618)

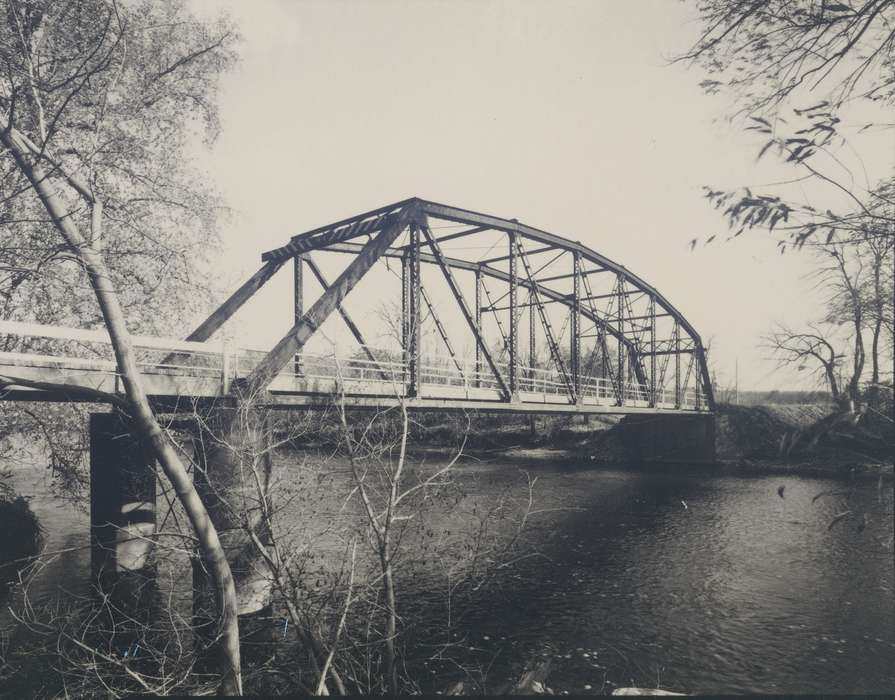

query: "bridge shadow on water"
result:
(388, 457), (894, 695)
(391, 459), (717, 694)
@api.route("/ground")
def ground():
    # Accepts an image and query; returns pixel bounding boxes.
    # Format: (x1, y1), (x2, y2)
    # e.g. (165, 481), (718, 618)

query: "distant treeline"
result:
(731, 390), (834, 406)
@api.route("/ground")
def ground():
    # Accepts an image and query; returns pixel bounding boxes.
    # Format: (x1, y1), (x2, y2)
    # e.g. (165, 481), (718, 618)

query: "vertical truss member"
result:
(420, 225), (511, 401)
(514, 238), (575, 402)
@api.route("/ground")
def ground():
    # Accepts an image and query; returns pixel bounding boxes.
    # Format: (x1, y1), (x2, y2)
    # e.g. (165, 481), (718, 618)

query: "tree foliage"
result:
(0, 0), (238, 337)
(679, 0), (895, 113)
(680, 1), (894, 248)
(681, 1), (894, 407)
(1, 1), (246, 691)
(0, 0), (239, 491)
(702, 110), (894, 251)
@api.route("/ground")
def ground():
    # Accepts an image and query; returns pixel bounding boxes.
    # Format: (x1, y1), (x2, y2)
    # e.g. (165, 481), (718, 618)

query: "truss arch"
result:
(250, 198), (714, 410)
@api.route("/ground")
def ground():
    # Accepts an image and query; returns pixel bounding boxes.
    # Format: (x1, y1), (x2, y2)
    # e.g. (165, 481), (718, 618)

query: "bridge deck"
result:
(0, 321), (709, 414)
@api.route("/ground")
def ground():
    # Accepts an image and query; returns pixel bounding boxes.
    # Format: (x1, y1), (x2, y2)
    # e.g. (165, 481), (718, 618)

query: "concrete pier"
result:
(88, 411), (159, 668)
(89, 411), (156, 599)
(617, 413), (717, 464)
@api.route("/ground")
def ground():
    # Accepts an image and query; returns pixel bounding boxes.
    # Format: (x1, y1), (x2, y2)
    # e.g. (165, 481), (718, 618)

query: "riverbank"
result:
(403, 403), (893, 481)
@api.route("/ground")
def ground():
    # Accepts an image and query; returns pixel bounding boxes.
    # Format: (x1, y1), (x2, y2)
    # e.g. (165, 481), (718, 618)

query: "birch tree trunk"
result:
(1, 127), (243, 695)
(193, 403), (276, 667)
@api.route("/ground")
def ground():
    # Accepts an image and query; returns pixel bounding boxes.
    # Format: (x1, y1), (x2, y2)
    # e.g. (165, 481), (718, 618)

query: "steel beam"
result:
(681, 352), (695, 406)
(303, 254), (380, 370)
(600, 331), (609, 381)
(293, 256), (304, 376)
(479, 248), (566, 309)
(580, 338), (599, 383)
(697, 343), (715, 408)
(571, 252), (581, 398)
(618, 313), (672, 322)
(674, 322), (681, 408)
(535, 268), (612, 284)
(508, 233), (518, 395)
(185, 258), (287, 342)
(644, 347), (696, 357)
(262, 199), (413, 262)
(401, 252), (409, 386)
(482, 296), (567, 313)
(401, 225), (490, 250)
(649, 295), (656, 407)
(408, 225), (422, 398)
(241, 206), (415, 395)
(515, 239), (575, 401)
(695, 348), (704, 410)
(481, 276), (510, 355)
(420, 285), (465, 380)
(582, 269), (620, 403)
(480, 244), (556, 266)
(474, 268), (482, 388)
(577, 289), (646, 303)
(528, 291), (536, 391)
(617, 284), (651, 400)
(420, 226), (510, 400)
(617, 274), (625, 406)
(321, 241), (659, 377)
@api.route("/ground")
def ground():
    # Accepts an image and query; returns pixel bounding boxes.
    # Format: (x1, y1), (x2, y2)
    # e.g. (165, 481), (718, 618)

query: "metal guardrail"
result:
(0, 320), (708, 409)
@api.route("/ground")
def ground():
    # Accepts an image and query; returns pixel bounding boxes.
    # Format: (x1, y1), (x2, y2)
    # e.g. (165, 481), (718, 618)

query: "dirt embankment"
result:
(424, 404), (893, 480)
(714, 403), (893, 480)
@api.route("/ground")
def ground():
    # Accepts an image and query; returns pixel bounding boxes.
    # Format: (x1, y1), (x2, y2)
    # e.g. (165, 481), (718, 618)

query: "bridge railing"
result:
(0, 321), (708, 409)
(0, 319), (225, 375)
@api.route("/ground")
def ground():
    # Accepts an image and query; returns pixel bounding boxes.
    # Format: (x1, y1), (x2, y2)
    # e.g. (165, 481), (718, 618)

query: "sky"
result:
(186, 0), (892, 393)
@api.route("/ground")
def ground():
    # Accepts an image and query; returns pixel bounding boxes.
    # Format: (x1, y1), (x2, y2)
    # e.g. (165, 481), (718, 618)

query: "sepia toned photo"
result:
(0, 1), (892, 696)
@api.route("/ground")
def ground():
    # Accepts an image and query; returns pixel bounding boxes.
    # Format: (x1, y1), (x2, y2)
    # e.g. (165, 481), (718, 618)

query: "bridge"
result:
(0, 197), (717, 650)
(0, 198), (713, 415)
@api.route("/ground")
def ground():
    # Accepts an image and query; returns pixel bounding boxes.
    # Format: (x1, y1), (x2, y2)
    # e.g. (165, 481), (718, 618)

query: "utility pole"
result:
(735, 356), (739, 405)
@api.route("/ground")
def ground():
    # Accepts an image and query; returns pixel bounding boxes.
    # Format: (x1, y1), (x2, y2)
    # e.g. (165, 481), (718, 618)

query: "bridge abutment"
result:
(616, 413), (716, 464)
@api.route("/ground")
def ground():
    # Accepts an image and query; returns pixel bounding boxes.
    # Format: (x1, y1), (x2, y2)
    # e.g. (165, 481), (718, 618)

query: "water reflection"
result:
(3, 457), (893, 694)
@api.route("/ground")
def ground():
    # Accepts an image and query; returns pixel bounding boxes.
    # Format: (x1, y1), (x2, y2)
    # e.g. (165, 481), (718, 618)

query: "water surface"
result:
(4, 455), (893, 694)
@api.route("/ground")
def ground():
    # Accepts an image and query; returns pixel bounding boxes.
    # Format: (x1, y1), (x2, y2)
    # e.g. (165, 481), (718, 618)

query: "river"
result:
(3, 454), (893, 695)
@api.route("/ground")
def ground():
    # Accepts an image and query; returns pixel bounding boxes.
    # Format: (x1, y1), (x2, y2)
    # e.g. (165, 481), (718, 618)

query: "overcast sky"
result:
(187, 0), (892, 393)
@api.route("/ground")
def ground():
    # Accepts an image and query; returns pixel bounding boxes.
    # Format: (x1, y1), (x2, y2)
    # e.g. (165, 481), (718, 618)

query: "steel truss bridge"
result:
(0, 198), (713, 415)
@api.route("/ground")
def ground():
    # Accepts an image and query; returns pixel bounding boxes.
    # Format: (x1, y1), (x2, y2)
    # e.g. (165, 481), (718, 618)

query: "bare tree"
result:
(859, 220), (895, 407)
(820, 243), (867, 410)
(766, 323), (846, 405)
(765, 226), (893, 414)
(335, 384), (465, 693)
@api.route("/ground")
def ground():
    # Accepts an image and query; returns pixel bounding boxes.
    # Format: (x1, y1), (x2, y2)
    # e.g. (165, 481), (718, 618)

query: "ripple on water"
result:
(5, 456), (894, 694)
